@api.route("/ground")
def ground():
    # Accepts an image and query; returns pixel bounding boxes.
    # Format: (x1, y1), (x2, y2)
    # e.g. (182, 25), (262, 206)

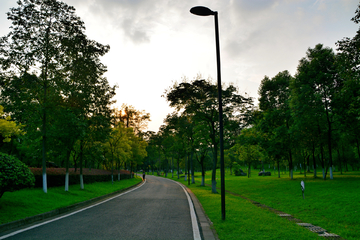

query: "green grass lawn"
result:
(163, 170), (360, 240)
(2, 170), (358, 240)
(0, 177), (142, 225)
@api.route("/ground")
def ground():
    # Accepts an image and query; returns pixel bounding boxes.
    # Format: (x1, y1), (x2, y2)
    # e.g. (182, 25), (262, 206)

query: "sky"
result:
(0, 0), (359, 132)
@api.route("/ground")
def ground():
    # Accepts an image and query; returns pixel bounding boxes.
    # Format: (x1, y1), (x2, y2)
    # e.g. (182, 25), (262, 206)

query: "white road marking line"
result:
(0, 180), (146, 240)
(169, 179), (202, 240)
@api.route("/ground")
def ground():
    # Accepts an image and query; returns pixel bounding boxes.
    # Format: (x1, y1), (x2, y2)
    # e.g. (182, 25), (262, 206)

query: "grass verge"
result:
(161, 170), (359, 240)
(0, 177), (142, 225)
(219, 171), (360, 240)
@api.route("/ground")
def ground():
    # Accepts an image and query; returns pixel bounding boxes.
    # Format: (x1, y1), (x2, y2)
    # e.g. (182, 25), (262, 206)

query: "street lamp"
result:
(190, 6), (225, 220)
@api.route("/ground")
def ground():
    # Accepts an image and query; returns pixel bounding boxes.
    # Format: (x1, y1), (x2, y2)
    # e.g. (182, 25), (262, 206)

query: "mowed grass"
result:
(163, 170), (360, 240)
(0, 177), (142, 225)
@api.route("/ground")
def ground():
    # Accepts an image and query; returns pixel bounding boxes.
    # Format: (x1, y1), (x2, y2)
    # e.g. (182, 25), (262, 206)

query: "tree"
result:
(193, 123), (211, 185)
(0, 0), (114, 192)
(258, 71), (295, 179)
(103, 123), (131, 183)
(336, 5), (360, 165)
(127, 129), (148, 175)
(0, 153), (35, 198)
(143, 131), (159, 175)
(164, 113), (197, 184)
(231, 127), (262, 178)
(0, 105), (23, 143)
(290, 44), (340, 180)
(113, 104), (150, 137)
(165, 78), (253, 193)
(0, 0), (99, 193)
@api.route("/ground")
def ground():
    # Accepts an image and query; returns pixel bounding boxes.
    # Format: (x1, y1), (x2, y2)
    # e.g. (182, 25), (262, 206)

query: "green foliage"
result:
(102, 123), (147, 174)
(257, 71), (294, 175)
(164, 77), (254, 191)
(232, 162), (247, 176)
(0, 153), (35, 198)
(0, 0), (116, 193)
(0, 105), (23, 142)
(233, 128), (262, 163)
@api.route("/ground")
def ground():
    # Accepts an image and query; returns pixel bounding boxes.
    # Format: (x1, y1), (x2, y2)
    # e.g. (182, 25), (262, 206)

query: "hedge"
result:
(30, 168), (132, 188)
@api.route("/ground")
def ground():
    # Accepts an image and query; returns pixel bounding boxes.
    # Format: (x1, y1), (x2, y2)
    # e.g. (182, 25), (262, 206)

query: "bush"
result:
(33, 173), (132, 188)
(234, 168), (247, 176)
(0, 153), (35, 198)
(29, 168), (133, 188)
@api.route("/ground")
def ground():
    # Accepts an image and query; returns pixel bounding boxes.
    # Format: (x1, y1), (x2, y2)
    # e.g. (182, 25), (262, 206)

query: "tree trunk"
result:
(187, 154), (190, 186)
(42, 83), (47, 193)
(118, 161), (121, 181)
(74, 154), (78, 173)
(177, 157), (180, 179)
(80, 140), (84, 189)
(327, 117), (334, 179)
(337, 148), (342, 175)
(165, 156), (168, 178)
(201, 156), (205, 186)
(191, 150), (195, 184)
(171, 156), (174, 178)
(303, 155), (306, 177)
(289, 149), (293, 180)
(341, 145), (346, 173)
(65, 150), (71, 192)
(277, 160), (280, 178)
(312, 146), (317, 178)
(111, 154), (114, 184)
(65, 172), (69, 192)
(211, 148), (218, 193)
(130, 162), (133, 178)
(320, 145), (326, 180)
(355, 138), (360, 167)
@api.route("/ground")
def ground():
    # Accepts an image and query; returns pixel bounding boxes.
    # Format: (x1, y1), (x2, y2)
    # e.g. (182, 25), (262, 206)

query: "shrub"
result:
(29, 168), (132, 188)
(0, 153), (35, 198)
(233, 162), (247, 176)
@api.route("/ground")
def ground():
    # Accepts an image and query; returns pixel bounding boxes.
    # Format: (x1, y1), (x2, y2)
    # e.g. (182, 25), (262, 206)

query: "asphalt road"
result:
(1, 175), (200, 240)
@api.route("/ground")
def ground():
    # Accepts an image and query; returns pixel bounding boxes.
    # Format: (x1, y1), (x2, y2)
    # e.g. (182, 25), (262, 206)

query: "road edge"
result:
(184, 185), (220, 240)
(161, 177), (219, 240)
(0, 179), (143, 234)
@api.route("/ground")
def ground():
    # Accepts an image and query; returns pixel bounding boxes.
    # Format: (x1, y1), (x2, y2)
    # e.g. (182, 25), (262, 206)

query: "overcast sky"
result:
(0, 0), (359, 132)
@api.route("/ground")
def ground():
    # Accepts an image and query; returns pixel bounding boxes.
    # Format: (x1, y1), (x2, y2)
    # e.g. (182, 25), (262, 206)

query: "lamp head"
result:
(190, 6), (215, 16)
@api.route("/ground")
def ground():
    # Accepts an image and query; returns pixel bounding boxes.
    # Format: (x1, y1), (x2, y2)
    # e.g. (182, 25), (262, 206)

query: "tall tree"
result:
(113, 104), (150, 137)
(231, 127), (262, 178)
(290, 44), (340, 179)
(336, 4), (360, 165)
(165, 78), (253, 193)
(103, 123), (131, 183)
(258, 71), (295, 178)
(0, 0), (88, 193)
(0, 0), (114, 192)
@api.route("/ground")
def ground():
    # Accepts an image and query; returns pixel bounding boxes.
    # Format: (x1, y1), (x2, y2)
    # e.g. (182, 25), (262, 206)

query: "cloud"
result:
(66, 0), (161, 44)
(1, 0), (359, 132)
(69, 0), (200, 45)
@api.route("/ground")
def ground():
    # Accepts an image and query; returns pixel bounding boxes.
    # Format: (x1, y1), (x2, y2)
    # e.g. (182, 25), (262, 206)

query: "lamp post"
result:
(190, 6), (225, 220)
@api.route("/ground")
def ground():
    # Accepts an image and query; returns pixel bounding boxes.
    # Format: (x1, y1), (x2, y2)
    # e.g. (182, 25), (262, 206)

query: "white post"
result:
(65, 172), (69, 191)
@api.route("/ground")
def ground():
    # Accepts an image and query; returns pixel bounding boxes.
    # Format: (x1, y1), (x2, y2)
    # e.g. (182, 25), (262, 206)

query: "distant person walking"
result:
(143, 170), (146, 181)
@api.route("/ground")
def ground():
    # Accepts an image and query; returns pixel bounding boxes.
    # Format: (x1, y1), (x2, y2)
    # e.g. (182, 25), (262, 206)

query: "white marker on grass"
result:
(301, 180), (305, 199)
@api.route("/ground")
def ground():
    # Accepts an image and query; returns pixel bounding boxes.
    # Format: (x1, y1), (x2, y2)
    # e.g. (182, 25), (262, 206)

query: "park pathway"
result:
(0, 176), (201, 240)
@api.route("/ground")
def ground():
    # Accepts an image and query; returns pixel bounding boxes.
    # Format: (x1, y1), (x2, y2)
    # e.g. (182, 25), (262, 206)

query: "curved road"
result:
(1, 176), (201, 240)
